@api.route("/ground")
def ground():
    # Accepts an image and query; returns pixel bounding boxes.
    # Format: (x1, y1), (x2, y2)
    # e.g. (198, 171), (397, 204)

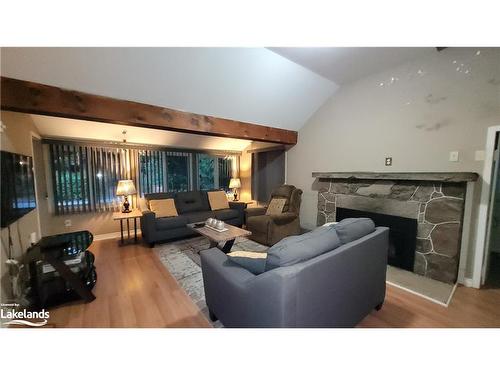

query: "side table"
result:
(112, 209), (143, 245)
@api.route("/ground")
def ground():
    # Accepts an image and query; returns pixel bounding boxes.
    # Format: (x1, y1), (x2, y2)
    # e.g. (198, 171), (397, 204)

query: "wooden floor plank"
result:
(46, 238), (500, 328)
(47, 239), (211, 328)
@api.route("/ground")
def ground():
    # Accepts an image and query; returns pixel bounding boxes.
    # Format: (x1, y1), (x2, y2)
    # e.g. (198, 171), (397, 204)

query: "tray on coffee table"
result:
(187, 222), (251, 253)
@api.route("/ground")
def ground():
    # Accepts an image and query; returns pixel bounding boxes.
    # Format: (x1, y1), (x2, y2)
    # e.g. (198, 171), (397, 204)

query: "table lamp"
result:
(229, 178), (241, 201)
(116, 179), (137, 213)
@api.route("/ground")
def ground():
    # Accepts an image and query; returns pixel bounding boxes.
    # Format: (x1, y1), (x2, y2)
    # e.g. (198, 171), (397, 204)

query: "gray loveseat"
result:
(141, 191), (245, 247)
(200, 218), (389, 328)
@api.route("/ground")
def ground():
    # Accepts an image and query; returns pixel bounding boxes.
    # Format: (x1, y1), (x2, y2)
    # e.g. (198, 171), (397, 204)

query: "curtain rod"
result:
(41, 137), (242, 156)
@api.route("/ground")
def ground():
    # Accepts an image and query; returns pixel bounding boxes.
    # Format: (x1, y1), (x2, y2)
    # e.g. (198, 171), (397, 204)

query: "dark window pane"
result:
(167, 155), (189, 192)
(198, 154), (215, 190)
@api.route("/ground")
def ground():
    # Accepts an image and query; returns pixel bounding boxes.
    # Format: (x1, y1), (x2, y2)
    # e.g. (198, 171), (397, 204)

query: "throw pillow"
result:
(265, 198), (287, 215)
(227, 251), (268, 275)
(149, 198), (178, 218)
(208, 191), (230, 210)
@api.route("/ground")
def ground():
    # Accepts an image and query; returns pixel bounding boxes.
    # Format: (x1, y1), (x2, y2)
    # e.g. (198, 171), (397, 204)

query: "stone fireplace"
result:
(313, 172), (478, 284)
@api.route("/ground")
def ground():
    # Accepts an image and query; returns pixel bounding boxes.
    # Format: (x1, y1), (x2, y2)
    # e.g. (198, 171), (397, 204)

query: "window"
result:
(218, 156), (233, 191)
(197, 154), (216, 190)
(47, 140), (238, 215)
(49, 144), (91, 214)
(196, 154), (234, 191)
(166, 152), (191, 192)
(139, 150), (165, 195)
(49, 144), (128, 214)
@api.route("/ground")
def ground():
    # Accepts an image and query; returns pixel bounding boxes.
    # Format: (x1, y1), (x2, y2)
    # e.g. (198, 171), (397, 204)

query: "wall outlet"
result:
(64, 219), (72, 227)
(385, 157), (393, 166)
(449, 151), (459, 162)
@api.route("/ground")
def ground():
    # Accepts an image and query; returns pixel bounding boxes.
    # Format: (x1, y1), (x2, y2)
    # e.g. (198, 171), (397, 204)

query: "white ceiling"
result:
(30, 114), (256, 151)
(1, 47), (444, 135)
(1, 47), (337, 131)
(269, 47), (435, 84)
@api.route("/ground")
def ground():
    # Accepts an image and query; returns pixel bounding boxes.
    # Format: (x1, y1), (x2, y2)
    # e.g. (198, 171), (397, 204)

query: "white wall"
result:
(287, 48), (500, 279)
(0, 47), (337, 131)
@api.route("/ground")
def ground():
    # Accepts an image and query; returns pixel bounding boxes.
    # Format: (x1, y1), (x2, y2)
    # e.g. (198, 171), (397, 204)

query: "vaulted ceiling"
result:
(268, 47), (435, 84)
(0, 48), (337, 131)
(1, 47), (442, 133)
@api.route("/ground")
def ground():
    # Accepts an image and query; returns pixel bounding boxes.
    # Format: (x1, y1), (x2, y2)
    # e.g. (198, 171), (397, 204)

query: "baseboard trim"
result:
(385, 280), (452, 307)
(94, 230), (142, 241)
(461, 277), (475, 288)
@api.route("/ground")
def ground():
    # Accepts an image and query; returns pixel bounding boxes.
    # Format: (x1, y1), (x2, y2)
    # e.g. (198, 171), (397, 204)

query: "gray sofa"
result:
(141, 190), (245, 247)
(200, 218), (389, 327)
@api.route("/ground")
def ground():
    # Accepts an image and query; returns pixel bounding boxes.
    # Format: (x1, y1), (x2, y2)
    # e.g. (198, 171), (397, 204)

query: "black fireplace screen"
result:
(336, 207), (417, 272)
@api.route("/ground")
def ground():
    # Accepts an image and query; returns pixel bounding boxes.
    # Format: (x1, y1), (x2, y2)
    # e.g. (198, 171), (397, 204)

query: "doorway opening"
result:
(484, 131), (500, 288)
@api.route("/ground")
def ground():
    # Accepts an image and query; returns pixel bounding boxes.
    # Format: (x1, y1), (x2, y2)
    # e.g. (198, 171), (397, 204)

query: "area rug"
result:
(154, 236), (268, 327)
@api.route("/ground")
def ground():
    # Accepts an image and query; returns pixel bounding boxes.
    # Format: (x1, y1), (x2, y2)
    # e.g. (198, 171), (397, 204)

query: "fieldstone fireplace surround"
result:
(313, 172), (478, 284)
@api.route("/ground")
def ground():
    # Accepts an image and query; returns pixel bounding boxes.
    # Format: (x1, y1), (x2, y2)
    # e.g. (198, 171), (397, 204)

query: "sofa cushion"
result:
(214, 208), (239, 221)
(184, 210), (215, 224)
(175, 191), (206, 214)
(208, 191), (230, 210)
(145, 192), (175, 209)
(227, 251), (267, 275)
(266, 225), (341, 271)
(155, 215), (188, 230)
(333, 218), (375, 244)
(149, 198), (178, 218)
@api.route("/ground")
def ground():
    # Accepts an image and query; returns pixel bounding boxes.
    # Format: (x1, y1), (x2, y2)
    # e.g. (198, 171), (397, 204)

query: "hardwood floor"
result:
(47, 238), (500, 328)
(47, 239), (211, 328)
(359, 284), (500, 328)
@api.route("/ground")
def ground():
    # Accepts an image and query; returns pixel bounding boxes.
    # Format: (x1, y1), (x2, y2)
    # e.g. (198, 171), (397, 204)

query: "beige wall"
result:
(0, 112), (41, 302)
(287, 48), (500, 279)
(239, 145), (252, 203)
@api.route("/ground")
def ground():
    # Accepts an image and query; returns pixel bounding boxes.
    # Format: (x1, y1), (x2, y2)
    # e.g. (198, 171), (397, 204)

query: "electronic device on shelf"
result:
(25, 230), (97, 309)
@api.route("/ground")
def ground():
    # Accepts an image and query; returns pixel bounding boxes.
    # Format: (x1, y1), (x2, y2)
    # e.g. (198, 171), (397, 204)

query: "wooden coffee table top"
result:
(187, 223), (251, 243)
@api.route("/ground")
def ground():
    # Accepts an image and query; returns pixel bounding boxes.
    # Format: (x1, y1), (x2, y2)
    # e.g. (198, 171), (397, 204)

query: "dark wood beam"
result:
(1, 77), (297, 145)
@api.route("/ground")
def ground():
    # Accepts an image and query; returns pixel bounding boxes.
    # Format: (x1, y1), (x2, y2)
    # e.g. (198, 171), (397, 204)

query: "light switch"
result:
(385, 157), (392, 166)
(449, 151), (459, 162)
(475, 150), (485, 161)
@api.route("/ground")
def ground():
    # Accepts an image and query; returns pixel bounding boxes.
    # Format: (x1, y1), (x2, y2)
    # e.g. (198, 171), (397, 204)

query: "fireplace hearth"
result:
(336, 207), (417, 272)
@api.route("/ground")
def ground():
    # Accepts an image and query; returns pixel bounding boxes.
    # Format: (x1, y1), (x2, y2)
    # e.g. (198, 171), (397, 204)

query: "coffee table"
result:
(187, 222), (252, 253)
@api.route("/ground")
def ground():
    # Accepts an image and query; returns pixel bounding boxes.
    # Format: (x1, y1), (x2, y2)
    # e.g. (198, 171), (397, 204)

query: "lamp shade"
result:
(116, 180), (137, 196)
(229, 178), (241, 189)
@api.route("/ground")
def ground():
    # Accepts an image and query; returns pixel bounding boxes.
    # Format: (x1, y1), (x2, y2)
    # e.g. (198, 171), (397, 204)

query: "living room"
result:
(1, 2), (499, 374)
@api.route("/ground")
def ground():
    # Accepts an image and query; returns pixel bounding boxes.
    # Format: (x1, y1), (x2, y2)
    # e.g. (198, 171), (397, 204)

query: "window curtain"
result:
(48, 143), (139, 214)
(47, 140), (240, 215)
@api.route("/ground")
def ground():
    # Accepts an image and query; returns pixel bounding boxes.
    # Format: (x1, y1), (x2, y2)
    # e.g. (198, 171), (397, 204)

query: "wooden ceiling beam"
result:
(1, 77), (297, 145)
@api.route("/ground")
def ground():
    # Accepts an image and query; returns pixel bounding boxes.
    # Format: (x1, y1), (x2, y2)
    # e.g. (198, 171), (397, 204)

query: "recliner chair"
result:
(245, 185), (302, 246)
